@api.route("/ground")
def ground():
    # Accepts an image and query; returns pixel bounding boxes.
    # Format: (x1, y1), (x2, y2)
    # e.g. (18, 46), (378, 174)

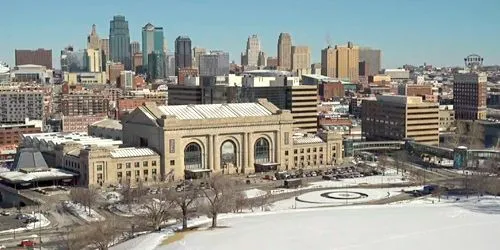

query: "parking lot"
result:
(0, 214), (25, 232)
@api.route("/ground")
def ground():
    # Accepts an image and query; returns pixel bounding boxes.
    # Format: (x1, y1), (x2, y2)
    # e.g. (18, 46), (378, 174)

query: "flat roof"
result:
(22, 132), (122, 147)
(0, 168), (76, 184)
(91, 119), (123, 130)
(110, 147), (158, 158)
(156, 103), (272, 120)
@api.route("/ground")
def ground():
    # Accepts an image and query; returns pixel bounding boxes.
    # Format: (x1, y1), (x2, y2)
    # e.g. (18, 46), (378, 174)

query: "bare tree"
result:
(234, 192), (248, 213)
(142, 192), (174, 231)
(378, 155), (390, 173)
(393, 151), (408, 176)
(448, 121), (485, 149)
(69, 187), (99, 216)
(56, 226), (88, 250)
(84, 220), (124, 250)
(253, 193), (272, 211)
(201, 174), (236, 228)
(120, 181), (148, 212)
(166, 188), (200, 231)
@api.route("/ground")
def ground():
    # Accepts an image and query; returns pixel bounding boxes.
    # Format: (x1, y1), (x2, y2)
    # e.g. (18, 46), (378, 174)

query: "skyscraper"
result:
(61, 46), (87, 72)
(277, 33), (292, 71)
(175, 36), (192, 74)
(199, 51), (230, 77)
(241, 35), (261, 67)
(130, 41), (141, 56)
(100, 38), (110, 57)
(87, 24), (100, 50)
(321, 42), (359, 81)
(165, 53), (175, 77)
(142, 23), (164, 68)
(147, 52), (165, 80)
(109, 15), (131, 70)
(87, 48), (102, 72)
(291, 46), (311, 76)
(321, 46), (336, 78)
(258, 51), (267, 67)
(359, 48), (381, 77)
(193, 47), (207, 70)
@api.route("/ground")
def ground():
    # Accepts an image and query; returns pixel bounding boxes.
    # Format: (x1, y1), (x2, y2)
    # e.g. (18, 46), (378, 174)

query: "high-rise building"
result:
(130, 41), (141, 56)
(147, 52), (165, 80)
(175, 36), (192, 74)
(119, 70), (134, 90)
(100, 38), (110, 56)
(199, 51), (230, 77)
(193, 47), (207, 70)
(107, 62), (125, 84)
(321, 42), (359, 81)
(165, 53), (175, 77)
(241, 35), (261, 67)
(321, 46), (336, 78)
(0, 90), (45, 123)
(141, 23), (164, 68)
(60, 46), (87, 72)
(311, 63), (321, 75)
(109, 15), (131, 70)
(87, 24), (100, 50)
(258, 51), (267, 67)
(277, 33), (292, 71)
(291, 46), (311, 76)
(86, 48), (102, 72)
(266, 57), (278, 69)
(453, 72), (487, 120)
(362, 95), (439, 145)
(359, 48), (381, 77)
(15, 49), (52, 69)
(133, 53), (143, 72)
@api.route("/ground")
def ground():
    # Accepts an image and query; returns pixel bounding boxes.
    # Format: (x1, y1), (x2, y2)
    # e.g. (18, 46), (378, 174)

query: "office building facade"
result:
(193, 47), (207, 70)
(175, 36), (192, 74)
(241, 35), (261, 67)
(142, 23), (164, 68)
(453, 72), (487, 120)
(277, 33), (292, 70)
(130, 41), (141, 56)
(109, 15), (131, 70)
(15, 49), (52, 69)
(199, 51), (230, 77)
(86, 48), (102, 72)
(362, 95), (439, 145)
(359, 48), (381, 77)
(291, 46), (311, 76)
(61, 46), (87, 72)
(321, 43), (359, 82)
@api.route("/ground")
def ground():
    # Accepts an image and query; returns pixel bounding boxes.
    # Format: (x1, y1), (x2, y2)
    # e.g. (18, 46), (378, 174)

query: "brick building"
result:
(15, 49), (53, 69)
(0, 122), (42, 146)
(319, 82), (345, 101)
(62, 114), (108, 132)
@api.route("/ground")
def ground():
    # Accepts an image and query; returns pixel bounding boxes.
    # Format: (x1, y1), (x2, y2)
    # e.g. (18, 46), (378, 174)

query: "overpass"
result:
(344, 139), (500, 169)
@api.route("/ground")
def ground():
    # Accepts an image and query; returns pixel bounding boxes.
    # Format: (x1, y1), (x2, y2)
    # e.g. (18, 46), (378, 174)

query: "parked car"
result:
(16, 214), (29, 220)
(19, 240), (35, 247)
(0, 211), (11, 216)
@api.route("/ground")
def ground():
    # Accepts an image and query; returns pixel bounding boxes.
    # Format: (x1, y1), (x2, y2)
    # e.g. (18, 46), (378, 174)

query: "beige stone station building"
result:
(122, 99), (344, 181)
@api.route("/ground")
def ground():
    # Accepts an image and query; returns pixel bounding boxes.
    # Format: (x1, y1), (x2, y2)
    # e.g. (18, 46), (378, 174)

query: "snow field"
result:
(62, 201), (105, 222)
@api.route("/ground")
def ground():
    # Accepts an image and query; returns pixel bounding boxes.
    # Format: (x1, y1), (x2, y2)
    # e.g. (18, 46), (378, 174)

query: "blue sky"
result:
(3, 0), (500, 68)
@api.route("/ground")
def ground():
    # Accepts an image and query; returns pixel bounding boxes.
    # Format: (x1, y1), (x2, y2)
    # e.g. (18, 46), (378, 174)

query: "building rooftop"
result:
(0, 168), (76, 183)
(22, 132), (122, 148)
(156, 103), (273, 120)
(110, 147), (158, 158)
(12, 148), (49, 172)
(91, 119), (122, 130)
(293, 136), (325, 145)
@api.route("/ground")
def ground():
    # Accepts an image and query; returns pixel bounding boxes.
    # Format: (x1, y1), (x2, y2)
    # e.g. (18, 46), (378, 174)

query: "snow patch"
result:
(63, 201), (105, 222)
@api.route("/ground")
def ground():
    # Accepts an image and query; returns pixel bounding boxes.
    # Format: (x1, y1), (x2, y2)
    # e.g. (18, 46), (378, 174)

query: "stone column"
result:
(275, 131), (281, 165)
(242, 133), (247, 170)
(207, 135), (213, 170)
(212, 135), (217, 171)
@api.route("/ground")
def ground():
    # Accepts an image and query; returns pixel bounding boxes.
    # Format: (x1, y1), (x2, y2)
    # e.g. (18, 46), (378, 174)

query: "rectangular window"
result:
(307, 148), (310, 153)
(126, 163), (131, 168)
(169, 139), (175, 153)
(143, 161), (148, 167)
(117, 172), (122, 178)
(300, 149), (304, 153)
(284, 132), (289, 145)
(285, 150), (289, 156)
(143, 170), (148, 176)
(117, 163), (122, 169)
(134, 162), (140, 168)
(294, 149), (298, 154)
(126, 171), (131, 177)
(96, 165), (103, 171)
(97, 173), (103, 179)
(152, 161), (157, 166)
(319, 147), (323, 152)
(170, 160), (175, 166)
(313, 148), (317, 153)
(152, 169), (157, 175)
(135, 170), (140, 176)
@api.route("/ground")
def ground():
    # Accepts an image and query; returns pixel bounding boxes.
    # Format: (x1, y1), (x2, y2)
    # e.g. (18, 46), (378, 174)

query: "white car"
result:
(0, 244), (6, 249)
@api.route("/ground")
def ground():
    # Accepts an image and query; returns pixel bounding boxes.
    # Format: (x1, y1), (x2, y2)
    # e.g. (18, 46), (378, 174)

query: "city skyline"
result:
(2, 0), (500, 69)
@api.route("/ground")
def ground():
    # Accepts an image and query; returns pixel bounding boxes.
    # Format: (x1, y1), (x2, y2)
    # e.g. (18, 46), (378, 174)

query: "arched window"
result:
(221, 140), (237, 167)
(184, 143), (203, 169)
(254, 137), (270, 163)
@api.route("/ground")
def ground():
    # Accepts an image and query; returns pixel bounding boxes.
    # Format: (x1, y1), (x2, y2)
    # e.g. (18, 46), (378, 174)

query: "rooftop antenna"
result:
(325, 33), (333, 48)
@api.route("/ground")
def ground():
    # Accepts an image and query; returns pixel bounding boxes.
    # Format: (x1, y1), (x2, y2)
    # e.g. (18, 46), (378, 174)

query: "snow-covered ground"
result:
(62, 201), (105, 222)
(0, 212), (50, 234)
(243, 188), (267, 199)
(159, 198), (500, 250)
(271, 187), (416, 210)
